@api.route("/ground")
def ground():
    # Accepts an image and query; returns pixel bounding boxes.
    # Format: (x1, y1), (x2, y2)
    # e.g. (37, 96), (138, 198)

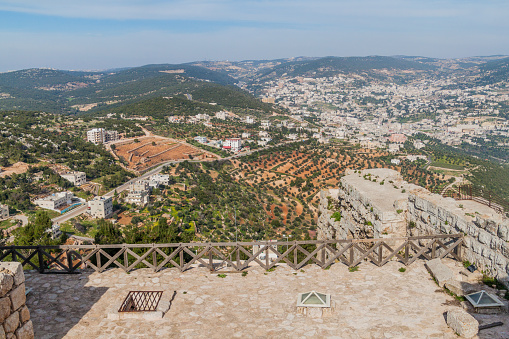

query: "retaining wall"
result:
(318, 168), (509, 285)
(0, 262), (33, 339)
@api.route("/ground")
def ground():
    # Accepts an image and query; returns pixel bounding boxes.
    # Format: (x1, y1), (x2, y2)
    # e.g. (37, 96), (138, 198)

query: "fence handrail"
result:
(0, 233), (462, 251)
(0, 234), (464, 274)
(439, 184), (509, 214)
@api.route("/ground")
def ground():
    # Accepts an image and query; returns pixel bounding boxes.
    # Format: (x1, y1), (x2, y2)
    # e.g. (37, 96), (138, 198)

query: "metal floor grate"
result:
(118, 291), (163, 312)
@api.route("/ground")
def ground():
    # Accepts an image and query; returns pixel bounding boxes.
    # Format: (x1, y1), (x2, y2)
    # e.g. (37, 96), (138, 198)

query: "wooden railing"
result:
(438, 185), (509, 214)
(0, 234), (463, 274)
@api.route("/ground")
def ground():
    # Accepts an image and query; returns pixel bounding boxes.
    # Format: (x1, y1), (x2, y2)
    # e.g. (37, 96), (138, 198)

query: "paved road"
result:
(52, 205), (87, 225)
(52, 138), (308, 225)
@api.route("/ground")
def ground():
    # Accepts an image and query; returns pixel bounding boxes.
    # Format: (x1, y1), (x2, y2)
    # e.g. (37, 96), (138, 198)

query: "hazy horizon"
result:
(1, 0), (509, 72)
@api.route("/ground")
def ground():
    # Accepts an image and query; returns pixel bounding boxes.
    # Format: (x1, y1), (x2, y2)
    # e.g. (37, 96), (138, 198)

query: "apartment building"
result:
(87, 196), (113, 219)
(129, 180), (150, 193)
(223, 138), (242, 152)
(86, 128), (119, 144)
(126, 191), (150, 206)
(149, 174), (170, 186)
(0, 204), (9, 220)
(34, 192), (74, 211)
(126, 180), (151, 206)
(61, 171), (87, 186)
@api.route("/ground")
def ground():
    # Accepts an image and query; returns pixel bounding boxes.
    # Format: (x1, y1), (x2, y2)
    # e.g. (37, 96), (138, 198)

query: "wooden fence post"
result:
(38, 246), (45, 274)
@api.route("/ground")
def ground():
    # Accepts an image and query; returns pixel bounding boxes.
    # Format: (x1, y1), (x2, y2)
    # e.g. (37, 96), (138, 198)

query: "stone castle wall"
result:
(317, 168), (509, 285)
(0, 262), (34, 339)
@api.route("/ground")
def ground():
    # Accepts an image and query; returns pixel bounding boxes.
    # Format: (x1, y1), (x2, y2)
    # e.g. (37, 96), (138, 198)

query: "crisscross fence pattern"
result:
(0, 234), (463, 274)
(438, 184), (509, 214)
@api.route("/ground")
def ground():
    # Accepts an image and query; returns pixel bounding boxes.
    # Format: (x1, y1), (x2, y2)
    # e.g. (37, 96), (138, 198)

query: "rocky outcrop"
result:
(318, 168), (509, 286)
(0, 262), (33, 339)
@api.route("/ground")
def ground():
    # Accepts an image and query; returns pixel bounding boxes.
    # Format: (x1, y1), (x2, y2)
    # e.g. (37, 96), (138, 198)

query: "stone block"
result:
(0, 326), (5, 339)
(14, 320), (33, 339)
(0, 274), (13, 298)
(446, 309), (478, 338)
(0, 297), (11, 323)
(444, 280), (478, 297)
(8, 284), (25, 312)
(18, 306), (29, 324)
(0, 264), (23, 286)
(3, 311), (19, 333)
(425, 258), (454, 287)
(478, 231), (491, 245)
(498, 224), (509, 242)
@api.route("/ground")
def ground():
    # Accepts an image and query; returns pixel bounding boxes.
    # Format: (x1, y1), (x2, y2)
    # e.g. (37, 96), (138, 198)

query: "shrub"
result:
(348, 266), (359, 272)
(331, 211), (342, 222)
(217, 274), (227, 278)
(398, 267), (406, 272)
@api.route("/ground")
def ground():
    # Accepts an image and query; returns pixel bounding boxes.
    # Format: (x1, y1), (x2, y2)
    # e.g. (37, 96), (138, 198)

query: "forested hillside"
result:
(0, 64), (273, 115)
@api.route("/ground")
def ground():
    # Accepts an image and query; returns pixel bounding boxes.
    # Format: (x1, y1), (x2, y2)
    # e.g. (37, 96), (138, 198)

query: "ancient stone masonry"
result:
(0, 262), (34, 339)
(318, 168), (509, 286)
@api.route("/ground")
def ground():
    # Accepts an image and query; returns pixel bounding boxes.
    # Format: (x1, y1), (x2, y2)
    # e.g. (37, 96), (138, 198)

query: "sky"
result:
(0, 0), (508, 71)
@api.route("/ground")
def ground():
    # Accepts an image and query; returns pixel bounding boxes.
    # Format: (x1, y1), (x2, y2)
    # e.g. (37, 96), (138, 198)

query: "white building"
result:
(129, 180), (150, 193)
(0, 204), (9, 220)
(149, 174), (170, 186)
(194, 136), (208, 144)
(87, 196), (113, 219)
(61, 171), (87, 186)
(391, 159), (401, 165)
(86, 128), (119, 144)
(261, 120), (271, 129)
(34, 192), (74, 211)
(47, 224), (62, 239)
(245, 116), (255, 124)
(126, 191), (150, 206)
(223, 138), (242, 152)
(215, 111), (228, 120)
(242, 132), (251, 139)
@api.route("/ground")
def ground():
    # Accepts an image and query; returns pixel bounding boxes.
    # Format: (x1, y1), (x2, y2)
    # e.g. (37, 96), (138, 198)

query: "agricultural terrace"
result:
(113, 137), (217, 171)
(60, 141), (450, 243)
(240, 141), (450, 209)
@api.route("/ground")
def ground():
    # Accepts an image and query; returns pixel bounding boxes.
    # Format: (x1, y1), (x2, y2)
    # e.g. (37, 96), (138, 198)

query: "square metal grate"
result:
(118, 291), (163, 312)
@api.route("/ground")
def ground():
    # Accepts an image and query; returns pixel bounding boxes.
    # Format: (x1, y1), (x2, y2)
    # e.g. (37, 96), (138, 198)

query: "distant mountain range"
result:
(1, 55), (508, 114)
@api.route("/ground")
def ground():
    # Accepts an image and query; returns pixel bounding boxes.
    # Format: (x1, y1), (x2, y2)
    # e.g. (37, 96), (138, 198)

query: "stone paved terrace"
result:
(24, 260), (508, 339)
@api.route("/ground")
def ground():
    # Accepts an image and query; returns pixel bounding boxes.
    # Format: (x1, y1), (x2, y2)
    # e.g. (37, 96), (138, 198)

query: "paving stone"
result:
(24, 261), (466, 338)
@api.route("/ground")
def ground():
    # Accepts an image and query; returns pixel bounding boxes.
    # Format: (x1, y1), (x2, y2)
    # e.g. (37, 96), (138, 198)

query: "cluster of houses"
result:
(125, 174), (170, 206)
(193, 136), (244, 153)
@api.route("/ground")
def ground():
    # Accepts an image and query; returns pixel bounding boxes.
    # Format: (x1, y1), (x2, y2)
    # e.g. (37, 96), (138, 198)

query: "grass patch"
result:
(349, 266), (359, 272)
(398, 267), (406, 273)
(217, 274), (227, 278)
(430, 161), (465, 170)
(266, 267), (276, 272)
(241, 271), (248, 277)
